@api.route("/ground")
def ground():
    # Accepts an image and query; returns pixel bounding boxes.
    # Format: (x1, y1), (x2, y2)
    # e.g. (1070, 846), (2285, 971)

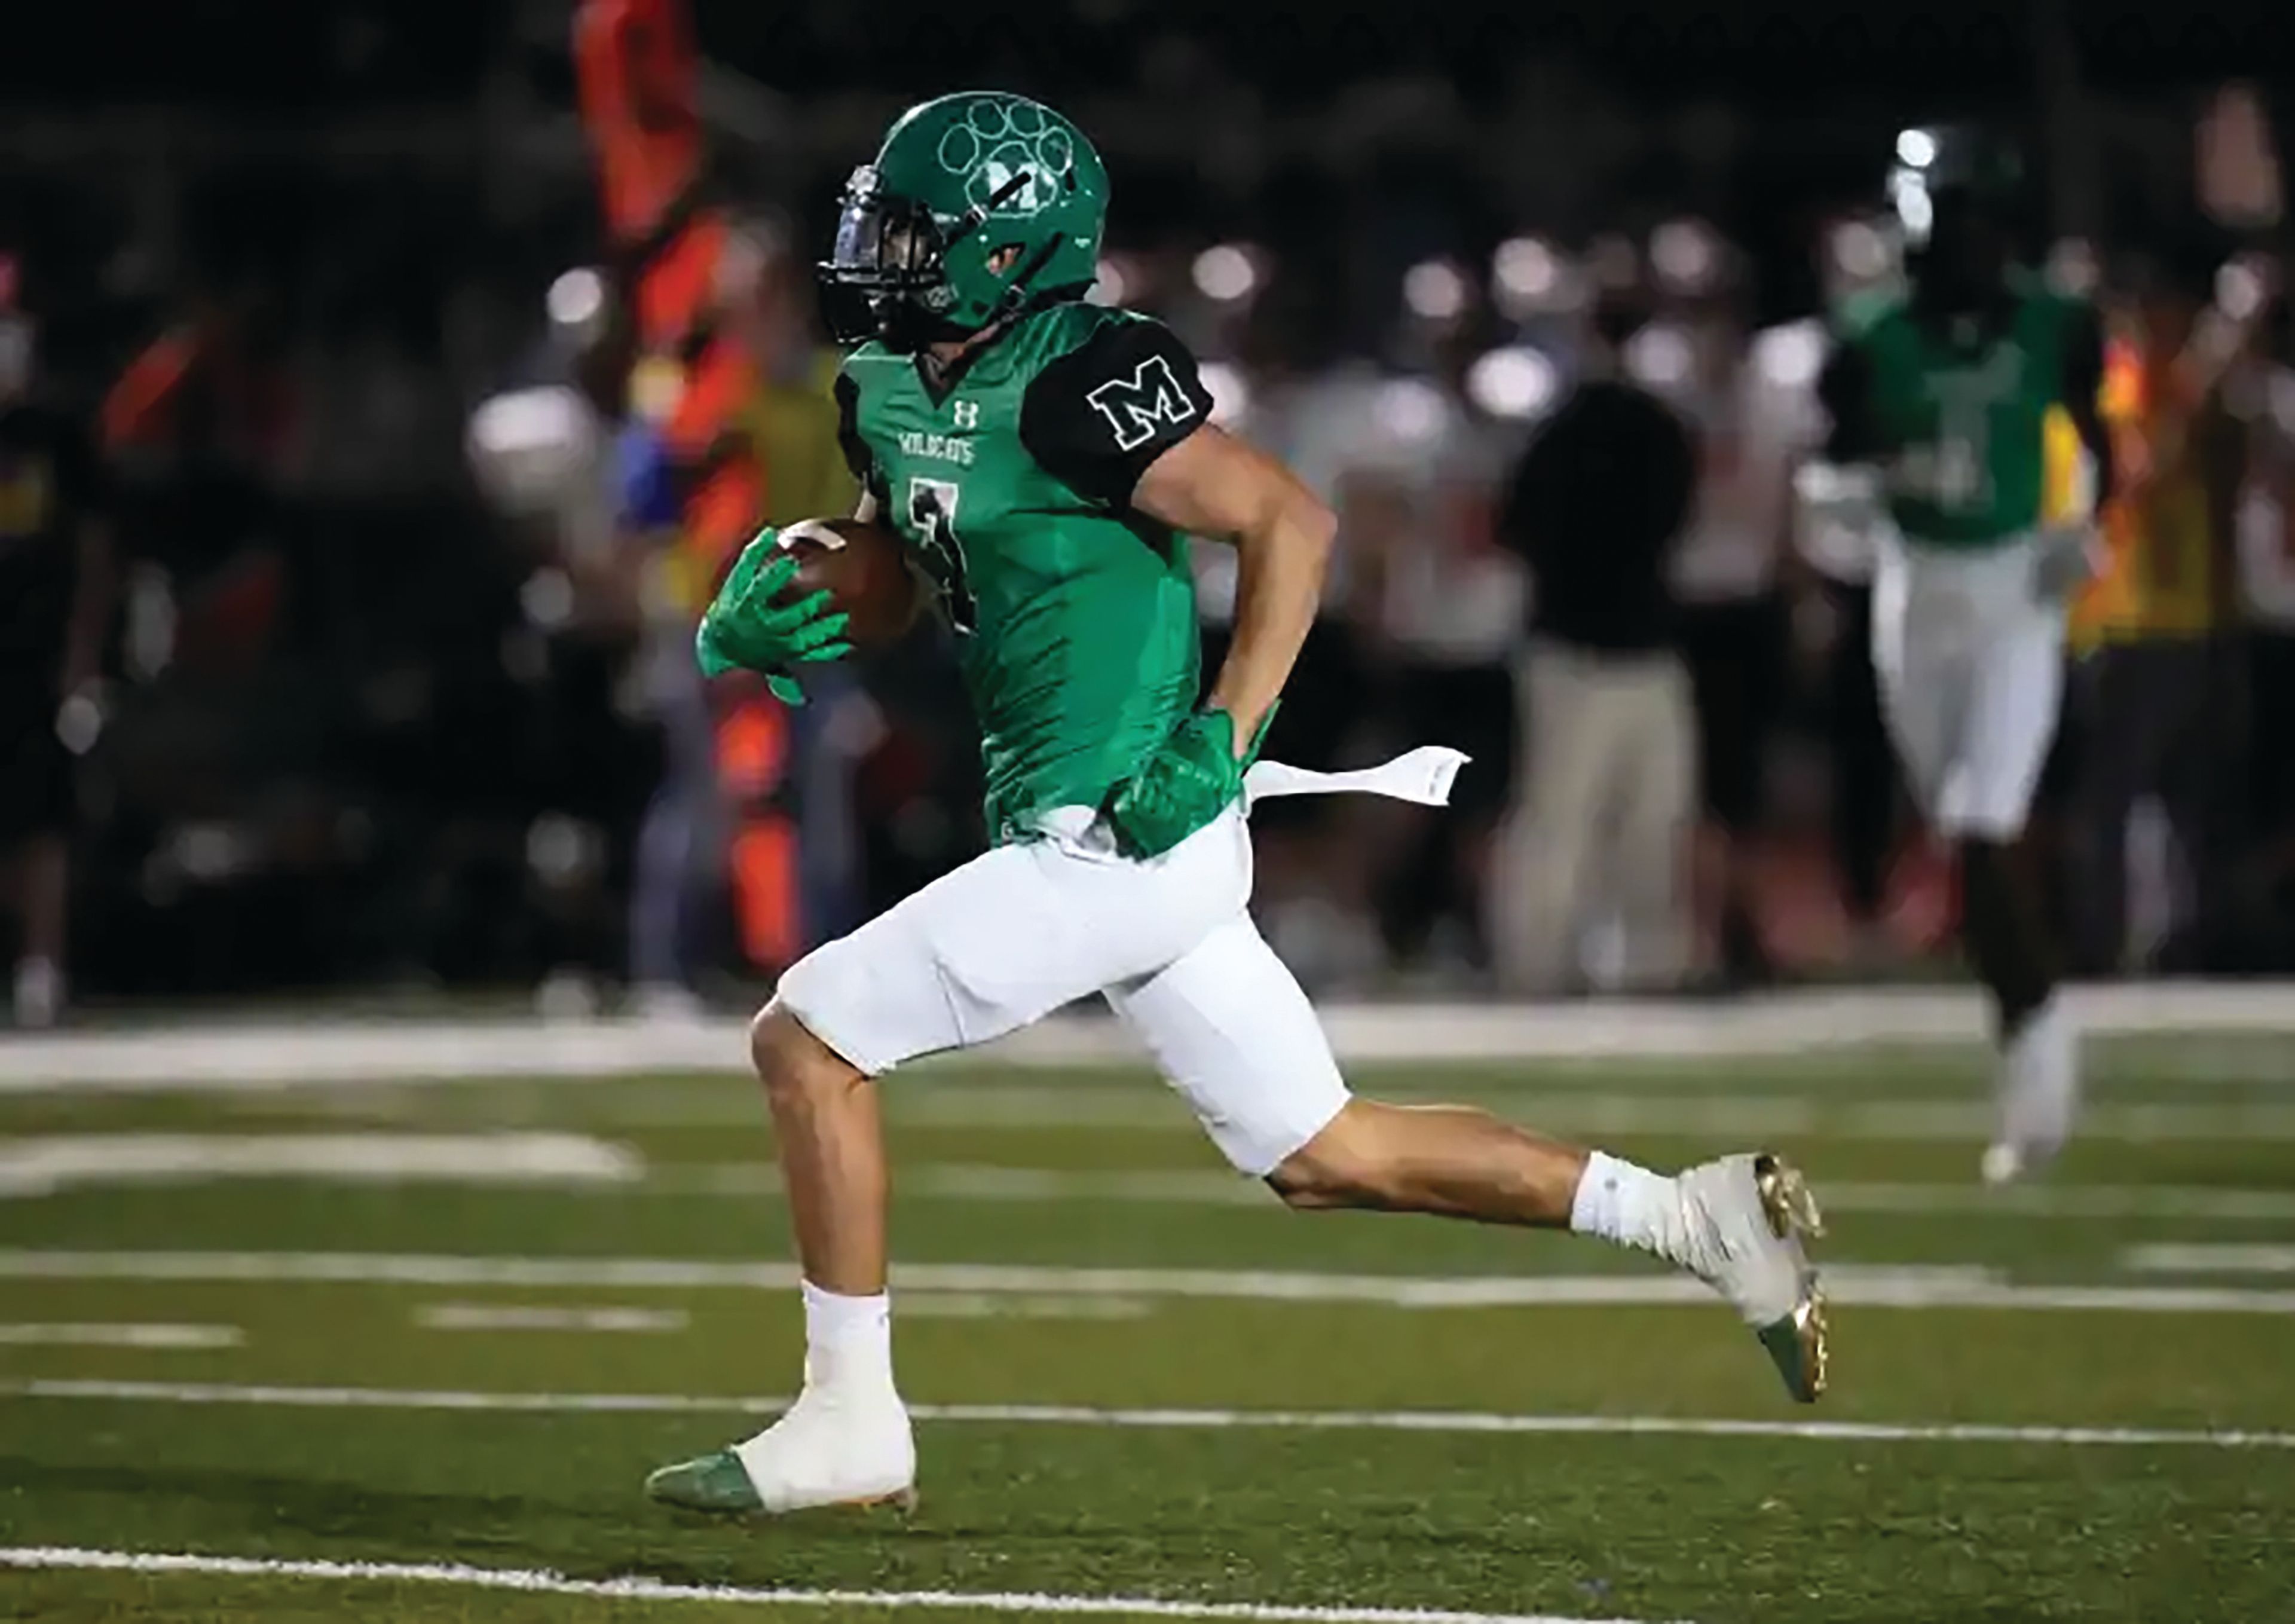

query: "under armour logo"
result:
(1085, 355), (1199, 452)
(951, 400), (980, 430)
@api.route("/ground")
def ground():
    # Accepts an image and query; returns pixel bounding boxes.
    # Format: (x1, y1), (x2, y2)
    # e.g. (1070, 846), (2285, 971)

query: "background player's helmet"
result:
(1887, 123), (2027, 302)
(820, 91), (1109, 350)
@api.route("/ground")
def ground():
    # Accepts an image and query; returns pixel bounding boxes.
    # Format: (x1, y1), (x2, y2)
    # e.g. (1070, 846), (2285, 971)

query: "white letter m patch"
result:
(1085, 355), (1199, 452)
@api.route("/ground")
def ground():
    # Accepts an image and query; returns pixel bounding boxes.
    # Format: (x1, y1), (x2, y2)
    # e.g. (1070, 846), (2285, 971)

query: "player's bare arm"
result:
(1131, 424), (1334, 754)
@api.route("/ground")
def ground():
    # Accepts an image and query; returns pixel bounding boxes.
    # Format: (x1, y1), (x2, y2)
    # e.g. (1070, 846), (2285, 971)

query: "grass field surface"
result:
(4, 1031), (2294, 1622)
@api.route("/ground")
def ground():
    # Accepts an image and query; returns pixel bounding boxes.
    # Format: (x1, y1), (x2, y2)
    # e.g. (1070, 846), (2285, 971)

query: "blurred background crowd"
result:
(5, 0), (2295, 1023)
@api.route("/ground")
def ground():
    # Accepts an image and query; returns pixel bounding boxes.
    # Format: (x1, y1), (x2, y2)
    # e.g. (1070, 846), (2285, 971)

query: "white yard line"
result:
(8, 1380), (2295, 1452)
(7, 984), (2295, 1090)
(665, 1165), (2295, 1222)
(884, 1093), (2295, 1142)
(0, 1323), (241, 1349)
(415, 1304), (688, 1334)
(0, 1547), (1663, 1624)
(6, 1249), (2295, 1313)
(2123, 1244), (2295, 1276)
(0, 1134), (640, 1197)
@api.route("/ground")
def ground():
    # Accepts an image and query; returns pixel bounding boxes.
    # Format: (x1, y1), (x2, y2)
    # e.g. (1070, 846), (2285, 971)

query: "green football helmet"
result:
(820, 91), (1109, 350)
(1887, 123), (2025, 249)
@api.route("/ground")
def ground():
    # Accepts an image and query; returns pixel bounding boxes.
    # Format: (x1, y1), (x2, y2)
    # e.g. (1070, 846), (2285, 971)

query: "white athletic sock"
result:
(1568, 1152), (1691, 1267)
(800, 1278), (895, 1390)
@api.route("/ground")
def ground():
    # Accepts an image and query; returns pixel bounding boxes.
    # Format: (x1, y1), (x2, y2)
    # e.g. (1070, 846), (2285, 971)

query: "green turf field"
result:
(5, 1036), (2295, 1622)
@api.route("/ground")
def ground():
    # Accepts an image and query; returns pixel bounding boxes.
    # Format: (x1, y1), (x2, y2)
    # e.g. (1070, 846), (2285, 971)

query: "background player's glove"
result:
(1106, 704), (1277, 860)
(694, 529), (852, 706)
(2033, 521), (2104, 606)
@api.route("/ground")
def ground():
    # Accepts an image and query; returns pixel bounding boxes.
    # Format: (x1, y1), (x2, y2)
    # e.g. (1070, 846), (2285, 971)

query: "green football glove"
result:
(694, 530), (852, 706)
(1106, 703), (1278, 860)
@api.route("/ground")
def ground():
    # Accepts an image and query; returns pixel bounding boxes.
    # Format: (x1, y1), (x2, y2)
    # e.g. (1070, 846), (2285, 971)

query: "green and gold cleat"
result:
(647, 1382), (918, 1516)
(1680, 1151), (1831, 1405)
(645, 1449), (764, 1515)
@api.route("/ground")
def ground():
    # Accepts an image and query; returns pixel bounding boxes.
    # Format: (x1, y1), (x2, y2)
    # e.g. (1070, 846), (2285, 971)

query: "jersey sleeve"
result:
(1019, 316), (1214, 508)
(833, 371), (889, 509)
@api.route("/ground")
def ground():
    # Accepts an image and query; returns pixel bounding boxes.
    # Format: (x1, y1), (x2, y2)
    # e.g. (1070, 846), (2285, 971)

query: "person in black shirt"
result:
(1489, 289), (1699, 992)
(0, 301), (113, 1027)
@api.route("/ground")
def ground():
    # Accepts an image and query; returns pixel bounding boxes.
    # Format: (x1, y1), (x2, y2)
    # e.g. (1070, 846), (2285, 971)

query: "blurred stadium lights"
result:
(545, 267), (605, 331)
(1895, 127), (1939, 170)
(467, 386), (593, 513)
(1464, 344), (1558, 418)
(1191, 243), (1259, 302)
(1402, 258), (1470, 321)
(1752, 321), (1826, 389)
(1491, 236), (1569, 318)
(519, 568), (576, 631)
(1624, 322), (1693, 389)
(1650, 220), (1719, 296)
(1373, 377), (1448, 442)
(2217, 255), (2268, 321)
(1089, 255), (1131, 306)
(1198, 360), (1250, 425)
(2045, 238), (2101, 298)
(1829, 219), (1892, 282)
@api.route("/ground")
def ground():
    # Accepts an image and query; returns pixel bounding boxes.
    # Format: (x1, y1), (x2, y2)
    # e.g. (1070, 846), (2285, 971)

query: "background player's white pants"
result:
(1489, 640), (1693, 995)
(774, 805), (1348, 1176)
(1871, 531), (2066, 841)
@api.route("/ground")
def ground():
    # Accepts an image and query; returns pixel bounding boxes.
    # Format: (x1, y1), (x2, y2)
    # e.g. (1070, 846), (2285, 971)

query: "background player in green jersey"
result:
(1811, 126), (2116, 1184)
(648, 91), (1828, 1518)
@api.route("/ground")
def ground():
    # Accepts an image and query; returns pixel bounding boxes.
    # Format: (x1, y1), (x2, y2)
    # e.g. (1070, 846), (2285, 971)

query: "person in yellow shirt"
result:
(2058, 258), (2246, 974)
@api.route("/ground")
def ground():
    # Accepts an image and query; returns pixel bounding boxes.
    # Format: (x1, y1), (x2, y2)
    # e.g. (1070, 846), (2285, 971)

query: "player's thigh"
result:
(779, 809), (1251, 1075)
(1951, 610), (2066, 839)
(1105, 912), (1350, 1178)
(1871, 586), (1967, 815)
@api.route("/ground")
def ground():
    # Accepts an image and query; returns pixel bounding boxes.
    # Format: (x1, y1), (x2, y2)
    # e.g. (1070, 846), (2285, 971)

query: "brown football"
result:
(773, 516), (925, 651)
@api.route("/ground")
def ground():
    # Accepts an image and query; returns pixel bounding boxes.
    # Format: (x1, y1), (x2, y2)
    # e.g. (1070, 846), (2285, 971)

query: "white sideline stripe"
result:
(10, 1381), (2295, 1453)
(885, 1094), (2295, 1143)
(671, 1164), (2295, 1222)
(8, 1249), (2295, 1313)
(0, 1547), (1658, 1624)
(0, 1133), (640, 1197)
(2123, 1244), (2295, 1276)
(0, 1323), (241, 1349)
(10, 983), (2295, 1088)
(416, 1304), (687, 1334)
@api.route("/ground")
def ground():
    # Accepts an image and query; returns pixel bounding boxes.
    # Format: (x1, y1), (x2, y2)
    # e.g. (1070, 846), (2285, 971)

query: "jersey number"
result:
(906, 477), (977, 635)
(1902, 387), (1997, 515)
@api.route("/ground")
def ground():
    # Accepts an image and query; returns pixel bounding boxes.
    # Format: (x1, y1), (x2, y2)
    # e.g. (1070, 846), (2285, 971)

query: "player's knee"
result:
(1265, 1107), (1402, 1211)
(749, 1002), (857, 1109)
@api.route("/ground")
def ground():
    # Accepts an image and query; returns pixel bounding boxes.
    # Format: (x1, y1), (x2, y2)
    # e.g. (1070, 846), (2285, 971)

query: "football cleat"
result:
(1987, 995), (2079, 1185)
(647, 1378), (916, 1516)
(1678, 1152), (1829, 1403)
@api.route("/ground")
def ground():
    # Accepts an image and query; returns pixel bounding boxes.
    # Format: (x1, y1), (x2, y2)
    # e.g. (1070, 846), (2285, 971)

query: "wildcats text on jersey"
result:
(895, 429), (975, 466)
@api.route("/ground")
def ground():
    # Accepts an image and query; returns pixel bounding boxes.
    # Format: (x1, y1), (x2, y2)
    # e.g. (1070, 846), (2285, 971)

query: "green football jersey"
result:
(1838, 277), (2085, 549)
(835, 299), (1217, 843)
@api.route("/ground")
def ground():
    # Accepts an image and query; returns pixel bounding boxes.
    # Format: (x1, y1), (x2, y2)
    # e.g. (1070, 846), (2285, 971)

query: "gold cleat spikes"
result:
(1752, 1153), (1830, 1403)
(1755, 1152), (1827, 1242)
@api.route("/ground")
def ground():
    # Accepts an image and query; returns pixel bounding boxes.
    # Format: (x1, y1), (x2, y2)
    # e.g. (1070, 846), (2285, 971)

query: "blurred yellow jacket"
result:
(2062, 342), (2223, 649)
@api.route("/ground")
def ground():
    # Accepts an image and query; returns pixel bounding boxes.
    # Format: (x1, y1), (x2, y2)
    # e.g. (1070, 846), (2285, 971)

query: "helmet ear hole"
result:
(1063, 171), (1076, 193)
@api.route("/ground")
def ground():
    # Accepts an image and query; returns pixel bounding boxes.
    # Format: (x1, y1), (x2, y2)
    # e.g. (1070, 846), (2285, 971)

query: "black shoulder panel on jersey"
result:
(833, 371), (889, 507)
(1019, 316), (1214, 509)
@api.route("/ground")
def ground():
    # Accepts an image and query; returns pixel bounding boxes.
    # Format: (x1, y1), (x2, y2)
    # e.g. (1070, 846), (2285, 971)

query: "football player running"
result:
(646, 92), (1828, 1518)
(1807, 127), (2114, 1183)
